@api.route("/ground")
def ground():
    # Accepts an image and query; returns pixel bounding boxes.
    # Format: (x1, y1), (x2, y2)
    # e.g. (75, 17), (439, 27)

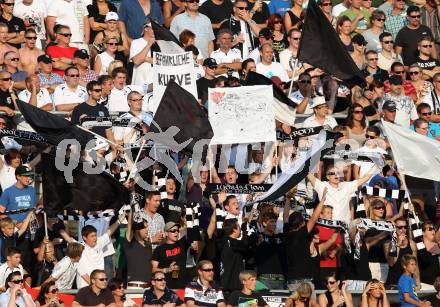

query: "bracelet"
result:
(250, 9), (256, 14)
(248, 19), (256, 25)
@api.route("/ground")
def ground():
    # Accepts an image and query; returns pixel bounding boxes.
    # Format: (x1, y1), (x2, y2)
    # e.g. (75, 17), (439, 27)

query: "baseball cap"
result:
(202, 58), (217, 68)
(382, 100), (397, 112)
(73, 49), (89, 59)
(15, 165), (33, 177)
(105, 12), (119, 22)
(352, 34), (367, 46)
(259, 28), (273, 39)
(389, 74), (402, 85)
(165, 222), (180, 231)
(37, 54), (52, 64)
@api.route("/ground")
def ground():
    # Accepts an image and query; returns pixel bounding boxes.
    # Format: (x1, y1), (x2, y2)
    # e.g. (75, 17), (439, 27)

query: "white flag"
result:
(382, 121), (440, 181)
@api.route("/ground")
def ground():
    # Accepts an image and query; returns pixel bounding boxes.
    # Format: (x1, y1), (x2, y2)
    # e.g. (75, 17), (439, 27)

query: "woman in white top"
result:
(94, 37), (118, 76)
(0, 149), (22, 191)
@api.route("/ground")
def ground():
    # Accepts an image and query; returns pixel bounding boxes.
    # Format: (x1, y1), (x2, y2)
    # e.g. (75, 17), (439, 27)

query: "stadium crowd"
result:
(0, 0), (437, 305)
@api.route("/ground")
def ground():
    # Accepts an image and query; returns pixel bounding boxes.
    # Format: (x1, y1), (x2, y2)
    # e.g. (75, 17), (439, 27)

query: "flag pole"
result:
(288, 58), (299, 97)
(75, 125), (118, 147)
(43, 210), (48, 238)
(126, 139), (147, 181)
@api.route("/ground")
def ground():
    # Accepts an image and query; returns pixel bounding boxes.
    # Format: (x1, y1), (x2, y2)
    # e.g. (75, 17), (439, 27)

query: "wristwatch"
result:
(250, 9), (256, 14)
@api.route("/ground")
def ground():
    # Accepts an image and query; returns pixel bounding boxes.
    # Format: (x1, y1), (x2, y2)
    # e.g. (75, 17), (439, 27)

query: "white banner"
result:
(152, 52), (197, 114)
(208, 85), (276, 144)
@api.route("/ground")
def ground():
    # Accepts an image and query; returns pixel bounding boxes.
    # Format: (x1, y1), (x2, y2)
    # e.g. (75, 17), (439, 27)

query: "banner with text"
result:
(152, 51), (197, 114)
(208, 85), (276, 144)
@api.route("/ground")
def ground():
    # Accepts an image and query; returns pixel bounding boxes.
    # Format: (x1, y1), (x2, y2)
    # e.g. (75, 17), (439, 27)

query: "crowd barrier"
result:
(23, 288), (435, 307)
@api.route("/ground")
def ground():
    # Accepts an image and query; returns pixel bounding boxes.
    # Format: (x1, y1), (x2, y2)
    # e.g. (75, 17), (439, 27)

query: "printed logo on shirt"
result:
(165, 247), (181, 257)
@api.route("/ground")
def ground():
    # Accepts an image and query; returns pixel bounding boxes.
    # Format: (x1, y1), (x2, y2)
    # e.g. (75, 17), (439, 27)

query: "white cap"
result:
(105, 12), (119, 22)
(310, 96), (327, 109)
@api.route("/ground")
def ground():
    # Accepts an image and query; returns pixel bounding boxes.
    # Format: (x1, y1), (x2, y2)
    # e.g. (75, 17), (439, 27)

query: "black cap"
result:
(15, 165), (33, 177)
(73, 49), (89, 59)
(202, 57), (217, 68)
(382, 100), (397, 112)
(37, 54), (52, 64)
(389, 74), (403, 85)
(258, 28), (273, 39)
(352, 34), (367, 46)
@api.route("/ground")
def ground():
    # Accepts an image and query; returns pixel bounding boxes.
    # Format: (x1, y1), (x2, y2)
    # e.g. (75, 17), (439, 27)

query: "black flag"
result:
(298, 0), (365, 86)
(17, 100), (95, 147)
(151, 80), (213, 153)
(151, 20), (183, 54)
(42, 153), (130, 215)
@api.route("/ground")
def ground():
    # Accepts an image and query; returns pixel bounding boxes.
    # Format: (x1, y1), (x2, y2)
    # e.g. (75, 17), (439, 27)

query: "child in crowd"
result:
(0, 247), (27, 291)
(0, 214), (33, 263)
(398, 254), (431, 307)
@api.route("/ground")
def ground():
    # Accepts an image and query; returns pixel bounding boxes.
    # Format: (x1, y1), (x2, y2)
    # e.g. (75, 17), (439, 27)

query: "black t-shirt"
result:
(283, 225), (312, 281)
(0, 89), (15, 112)
(255, 233), (285, 276)
(395, 25), (434, 66)
(158, 199), (184, 223)
(247, 1), (270, 24)
(416, 56), (440, 70)
(123, 238), (153, 282)
(152, 238), (188, 289)
(74, 286), (115, 306)
(196, 77), (216, 103)
(199, 0), (233, 29)
(227, 291), (267, 306)
(364, 228), (389, 263)
(86, 3), (118, 43)
(417, 248), (440, 285)
(0, 16), (25, 49)
(220, 236), (248, 292)
(71, 102), (110, 137)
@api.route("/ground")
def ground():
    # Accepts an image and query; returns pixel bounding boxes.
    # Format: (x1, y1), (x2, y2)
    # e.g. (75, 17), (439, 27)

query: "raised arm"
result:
(306, 188), (326, 232)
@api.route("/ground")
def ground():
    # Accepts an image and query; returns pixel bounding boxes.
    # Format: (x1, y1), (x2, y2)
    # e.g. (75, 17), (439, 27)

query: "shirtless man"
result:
(19, 29), (43, 74)
(0, 23), (17, 66)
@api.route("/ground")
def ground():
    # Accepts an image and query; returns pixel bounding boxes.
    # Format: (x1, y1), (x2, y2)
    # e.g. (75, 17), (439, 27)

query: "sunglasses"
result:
(274, 20), (282, 24)
(424, 227), (435, 231)
(376, 18), (386, 21)
(421, 112), (432, 115)
(383, 40), (393, 44)
(367, 58), (378, 61)
(3, 3), (14, 6)
(97, 278), (108, 281)
(11, 279), (24, 284)
(0, 77), (11, 81)
(154, 278), (166, 281)
(394, 71), (405, 74)
(49, 288), (59, 294)
(373, 206), (385, 210)
(106, 42), (118, 46)
(8, 58), (19, 62)
(236, 6), (248, 9)
(202, 268), (214, 272)
(208, 65), (217, 69)
(422, 44), (433, 48)
(409, 71), (420, 75)
(92, 88), (102, 92)
(327, 280), (337, 285)
(321, 2), (332, 5)
(410, 14), (421, 18)
(327, 172), (336, 176)
(59, 33), (72, 37)
(353, 110), (364, 114)
(365, 134), (377, 139)
(186, 0), (199, 3)
(67, 74), (80, 77)
(25, 36), (37, 40)
(298, 79), (311, 84)
(396, 225), (407, 229)
(168, 229), (179, 233)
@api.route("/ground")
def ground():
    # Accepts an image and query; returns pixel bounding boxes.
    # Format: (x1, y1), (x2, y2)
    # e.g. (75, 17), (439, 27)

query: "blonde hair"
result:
(0, 217), (15, 229)
(290, 282), (312, 301)
(239, 270), (257, 282)
(107, 60), (124, 76)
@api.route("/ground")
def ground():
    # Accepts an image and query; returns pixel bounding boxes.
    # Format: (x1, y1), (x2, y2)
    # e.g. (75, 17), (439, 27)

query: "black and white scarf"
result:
(0, 129), (47, 143)
(277, 126), (325, 141)
(354, 219), (397, 259)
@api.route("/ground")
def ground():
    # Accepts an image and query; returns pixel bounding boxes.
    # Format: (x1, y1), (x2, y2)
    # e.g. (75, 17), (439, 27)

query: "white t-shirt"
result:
(332, 3), (348, 16)
(13, 0), (47, 48)
(51, 256), (78, 290)
(353, 145), (386, 185)
(210, 48), (242, 78)
(76, 233), (110, 289)
(302, 114), (338, 129)
(256, 61), (289, 82)
(96, 51), (114, 76)
(53, 83), (87, 107)
(130, 37), (153, 87)
(289, 90), (314, 115)
(107, 85), (144, 113)
(0, 264), (23, 289)
(47, 0), (88, 43)
(314, 179), (358, 224)
(382, 93), (418, 129)
(18, 88), (52, 109)
(279, 48), (302, 80)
